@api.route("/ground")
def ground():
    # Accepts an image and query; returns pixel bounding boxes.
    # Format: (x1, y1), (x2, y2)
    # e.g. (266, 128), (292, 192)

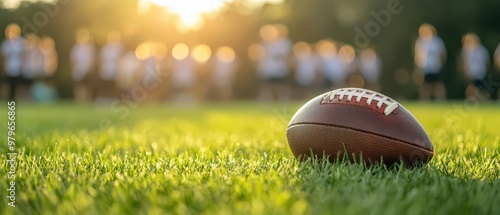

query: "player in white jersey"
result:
(98, 31), (123, 102)
(316, 40), (346, 90)
(117, 49), (140, 94)
(33, 36), (58, 103)
(358, 48), (382, 91)
(21, 34), (44, 100)
(170, 43), (197, 103)
(292, 42), (318, 99)
(212, 46), (238, 101)
(460, 33), (490, 100)
(414, 23), (447, 101)
(495, 43), (500, 100)
(338, 44), (359, 88)
(256, 24), (292, 101)
(1, 24), (24, 101)
(40, 37), (58, 77)
(70, 28), (95, 103)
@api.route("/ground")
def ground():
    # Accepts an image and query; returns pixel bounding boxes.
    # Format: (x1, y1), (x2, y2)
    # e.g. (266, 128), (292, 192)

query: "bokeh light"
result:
(316, 40), (337, 58)
(339, 45), (355, 63)
(172, 43), (190, 60)
(259, 25), (280, 42)
(135, 42), (167, 60)
(136, 42), (153, 60)
(5, 23), (21, 39)
(192, 44), (212, 63)
(293, 42), (312, 59)
(216, 46), (236, 63)
(348, 74), (365, 88)
(75, 28), (92, 44)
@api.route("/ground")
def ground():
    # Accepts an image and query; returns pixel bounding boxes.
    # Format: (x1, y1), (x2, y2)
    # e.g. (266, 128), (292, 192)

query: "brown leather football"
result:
(286, 88), (433, 166)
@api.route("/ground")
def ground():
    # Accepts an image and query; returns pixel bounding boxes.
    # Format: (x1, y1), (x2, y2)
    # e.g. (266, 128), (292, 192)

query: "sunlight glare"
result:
(146, 0), (229, 31)
(2, 0), (58, 9)
(139, 0), (286, 31)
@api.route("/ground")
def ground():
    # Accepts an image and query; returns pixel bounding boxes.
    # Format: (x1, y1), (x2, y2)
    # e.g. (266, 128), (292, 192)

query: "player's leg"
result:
(222, 84), (233, 101)
(25, 77), (35, 101)
(277, 81), (290, 101)
(475, 78), (490, 101)
(258, 79), (273, 102)
(73, 83), (82, 103)
(434, 82), (446, 101)
(8, 76), (19, 101)
(85, 81), (94, 103)
(497, 86), (500, 101)
(465, 83), (475, 100)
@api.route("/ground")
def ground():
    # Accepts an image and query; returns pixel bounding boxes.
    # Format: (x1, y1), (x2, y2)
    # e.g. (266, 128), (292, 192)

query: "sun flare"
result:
(141, 0), (230, 31)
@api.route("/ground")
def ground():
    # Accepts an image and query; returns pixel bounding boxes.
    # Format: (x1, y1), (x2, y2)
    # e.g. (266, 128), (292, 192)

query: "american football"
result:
(287, 88), (434, 166)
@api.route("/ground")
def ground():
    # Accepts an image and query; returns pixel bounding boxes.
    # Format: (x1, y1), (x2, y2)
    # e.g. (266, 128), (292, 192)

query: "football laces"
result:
(326, 88), (399, 115)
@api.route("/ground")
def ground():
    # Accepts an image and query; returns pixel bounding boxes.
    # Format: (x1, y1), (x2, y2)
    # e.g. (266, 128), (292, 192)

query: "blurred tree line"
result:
(1, 0), (499, 99)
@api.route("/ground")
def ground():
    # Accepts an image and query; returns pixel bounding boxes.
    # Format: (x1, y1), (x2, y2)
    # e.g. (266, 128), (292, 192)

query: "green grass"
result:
(0, 101), (499, 215)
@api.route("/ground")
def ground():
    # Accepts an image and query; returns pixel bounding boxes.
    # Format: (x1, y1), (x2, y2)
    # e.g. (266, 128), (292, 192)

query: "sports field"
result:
(1, 102), (499, 215)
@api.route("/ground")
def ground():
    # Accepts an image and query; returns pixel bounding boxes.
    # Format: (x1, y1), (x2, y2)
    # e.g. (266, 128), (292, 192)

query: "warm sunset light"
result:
(141, 0), (230, 31)
(138, 0), (285, 31)
(2, 0), (499, 214)
(135, 42), (151, 60)
(135, 42), (167, 60)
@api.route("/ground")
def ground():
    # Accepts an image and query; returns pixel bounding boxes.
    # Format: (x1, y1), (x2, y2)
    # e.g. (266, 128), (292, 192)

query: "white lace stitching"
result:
(326, 88), (399, 115)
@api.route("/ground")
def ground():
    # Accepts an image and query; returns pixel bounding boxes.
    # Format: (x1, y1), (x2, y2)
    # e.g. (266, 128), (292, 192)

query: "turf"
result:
(0, 101), (499, 215)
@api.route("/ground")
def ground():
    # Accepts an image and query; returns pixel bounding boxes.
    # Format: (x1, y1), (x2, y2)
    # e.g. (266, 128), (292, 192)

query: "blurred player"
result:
(148, 42), (168, 102)
(460, 33), (490, 100)
(1, 24), (24, 101)
(358, 48), (382, 91)
(97, 31), (123, 102)
(40, 37), (58, 77)
(339, 44), (360, 88)
(212, 46), (237, 101)
(117, 47), (140, 94)
(414, 23), (447, 101)
(21, 34), (44, 100)
(32, 36), (58, 103)
(170, 43), (196, 103)
(292, 42), (318, 99)
(256, 24), (292, 101)
(134, 42), (169, 102)
(191, 44), (212, 101)
(494, 43), (500, 100)
(316, 40), (345, 90)
(70, 28), (95, 103)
